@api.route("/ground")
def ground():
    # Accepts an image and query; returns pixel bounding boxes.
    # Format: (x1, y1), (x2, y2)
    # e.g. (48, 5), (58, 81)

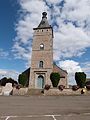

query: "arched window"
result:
(39, 61), (43, 68)
(40, 43), (44, 50)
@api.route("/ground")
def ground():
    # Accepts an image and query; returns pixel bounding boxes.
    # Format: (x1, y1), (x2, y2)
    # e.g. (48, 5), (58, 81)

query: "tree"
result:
(0, 77), (18, 86)
(0, 77), (7, 86)
(18, 74), (27, 87)
(8, 78), (18, 86)
(50, 72), (60, 87)
(75, 72), (86, 88)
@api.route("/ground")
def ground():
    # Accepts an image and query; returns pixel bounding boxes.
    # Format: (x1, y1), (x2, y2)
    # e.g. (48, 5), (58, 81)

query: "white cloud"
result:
(58, 60), (90, 85)
(12, 42), (31, 60)
(20, 0), (48, 14)
(59, 60), (82, 73)
(59, 60), (82, 85)
(13, 0), (90, 61)
(0, 69), (19, 81)
(0, 49), (9, 58)
(12, 0), (90, 84)
(45, 0), (62, 5)
(62, 0), (90, 23)
(81, 62), (90, 78)
(0, 70), (7, 75)
(54, 22), (90, 59)
(13, 0), (49, 61)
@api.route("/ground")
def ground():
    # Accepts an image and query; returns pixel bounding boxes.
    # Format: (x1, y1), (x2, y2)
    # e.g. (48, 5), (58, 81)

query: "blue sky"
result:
(0, 0), (25, 79)
(0, 0), (90, 84)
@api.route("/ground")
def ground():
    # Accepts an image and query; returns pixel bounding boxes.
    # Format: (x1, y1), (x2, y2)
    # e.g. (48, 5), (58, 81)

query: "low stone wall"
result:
(27, 89), (43, 95)
(1, 86), (90, 96)
(0, 87), (28, 96)
(44, 88), (90, 96)
(13, 88), (28, 96)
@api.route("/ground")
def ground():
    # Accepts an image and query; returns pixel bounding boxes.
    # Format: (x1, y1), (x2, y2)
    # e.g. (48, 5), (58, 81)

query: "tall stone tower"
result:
(29, 12), (53, 89)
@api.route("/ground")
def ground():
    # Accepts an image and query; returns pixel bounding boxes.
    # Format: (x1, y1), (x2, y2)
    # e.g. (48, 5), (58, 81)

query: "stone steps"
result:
(27, 89), (44, 95)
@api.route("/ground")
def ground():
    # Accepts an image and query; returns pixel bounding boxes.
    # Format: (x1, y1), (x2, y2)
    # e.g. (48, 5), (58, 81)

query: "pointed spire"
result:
(37, 12), (51, 29)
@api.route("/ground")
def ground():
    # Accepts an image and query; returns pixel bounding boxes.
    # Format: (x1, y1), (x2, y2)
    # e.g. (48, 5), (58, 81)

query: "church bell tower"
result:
(29, 12), (53, 89)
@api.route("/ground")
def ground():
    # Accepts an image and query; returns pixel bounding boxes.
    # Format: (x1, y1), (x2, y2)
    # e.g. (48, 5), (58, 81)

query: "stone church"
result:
(21, 12), (68, 89)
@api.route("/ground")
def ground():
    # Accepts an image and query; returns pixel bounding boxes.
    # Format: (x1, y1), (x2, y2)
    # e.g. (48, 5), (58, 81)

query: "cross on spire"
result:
(42, 12), (47, 18)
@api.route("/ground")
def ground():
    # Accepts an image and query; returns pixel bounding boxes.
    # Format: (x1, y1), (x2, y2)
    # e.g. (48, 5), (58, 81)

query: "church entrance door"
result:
(37, 75), (44, 89)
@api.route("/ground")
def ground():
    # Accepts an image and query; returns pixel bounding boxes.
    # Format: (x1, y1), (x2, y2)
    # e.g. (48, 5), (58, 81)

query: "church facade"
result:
(29, 12), (68, 89)
(29, 12), (53, 89)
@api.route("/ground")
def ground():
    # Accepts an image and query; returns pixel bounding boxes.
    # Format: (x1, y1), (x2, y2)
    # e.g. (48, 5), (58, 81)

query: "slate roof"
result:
(34, 12), (52, 30)
(53, 64), (68, 78)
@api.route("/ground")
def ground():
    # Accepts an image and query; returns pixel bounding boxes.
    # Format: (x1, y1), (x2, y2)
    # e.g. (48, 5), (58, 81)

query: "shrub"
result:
(18, 74), (27, 87)
(50, 72), (60, 87)
(58, 85), (65, 91)
(44, 84), (51, 90)
(72, 85), (79, 91)
(75, 72), (86, 88)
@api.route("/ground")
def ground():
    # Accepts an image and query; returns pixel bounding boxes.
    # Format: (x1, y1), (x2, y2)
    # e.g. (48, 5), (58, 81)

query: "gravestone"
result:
(2, 83), (13, 96)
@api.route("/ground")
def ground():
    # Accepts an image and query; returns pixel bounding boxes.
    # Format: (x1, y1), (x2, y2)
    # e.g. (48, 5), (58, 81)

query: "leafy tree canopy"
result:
(0, 77), (18, 86)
